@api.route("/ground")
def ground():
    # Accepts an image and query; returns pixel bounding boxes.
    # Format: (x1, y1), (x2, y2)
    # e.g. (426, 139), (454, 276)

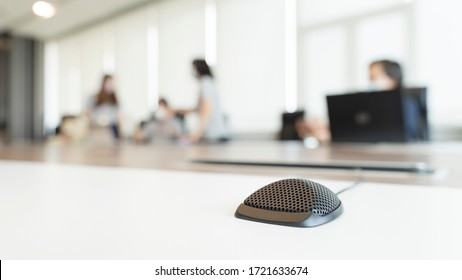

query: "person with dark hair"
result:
(133, 97), (182, 143)
(85, 74), (121, 140)
(369, 60), (425, 141)
(192, 59), (213, 77)
(369, 59), (403, 90)
(174, 59), (228, 143)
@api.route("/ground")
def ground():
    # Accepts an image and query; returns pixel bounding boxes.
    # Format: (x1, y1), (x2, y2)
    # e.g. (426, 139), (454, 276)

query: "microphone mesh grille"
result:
(243, 178), (340, 216)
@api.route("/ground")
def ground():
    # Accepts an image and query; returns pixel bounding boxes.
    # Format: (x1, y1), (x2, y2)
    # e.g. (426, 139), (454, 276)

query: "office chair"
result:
(279, 110), (305, 140)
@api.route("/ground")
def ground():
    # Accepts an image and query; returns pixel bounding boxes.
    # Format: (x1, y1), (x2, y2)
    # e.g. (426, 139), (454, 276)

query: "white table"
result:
(1, 160), (461, 259)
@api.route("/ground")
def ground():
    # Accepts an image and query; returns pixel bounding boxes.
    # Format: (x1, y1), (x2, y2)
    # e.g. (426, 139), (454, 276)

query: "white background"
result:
(43, 0), (462, 135)
(2, 260), (462, 280)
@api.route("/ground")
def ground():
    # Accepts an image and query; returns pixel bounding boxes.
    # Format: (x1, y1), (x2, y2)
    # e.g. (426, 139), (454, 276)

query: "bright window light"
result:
(205, 0), (217, 66)
(44, 41), (60, 132)
(285, 0), (297, 112)
(147, 25), (159, 110)
(32, 1), (56, 19)
(102, 53), (115, 74)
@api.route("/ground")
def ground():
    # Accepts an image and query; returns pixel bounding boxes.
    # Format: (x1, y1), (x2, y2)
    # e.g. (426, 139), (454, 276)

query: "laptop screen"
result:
(326, 89), (407, 143)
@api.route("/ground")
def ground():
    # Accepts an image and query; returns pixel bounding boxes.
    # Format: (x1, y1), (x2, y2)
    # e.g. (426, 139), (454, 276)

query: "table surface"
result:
(1, 160), (462, 259)
(0, 140), (461, 187)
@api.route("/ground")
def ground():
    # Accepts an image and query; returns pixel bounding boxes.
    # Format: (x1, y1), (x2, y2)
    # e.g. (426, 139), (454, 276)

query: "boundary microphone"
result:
(235, 178), (343, 227)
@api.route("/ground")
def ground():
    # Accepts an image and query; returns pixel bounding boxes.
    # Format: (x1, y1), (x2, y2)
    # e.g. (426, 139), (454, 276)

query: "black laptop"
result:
(326, 89), (408, 143)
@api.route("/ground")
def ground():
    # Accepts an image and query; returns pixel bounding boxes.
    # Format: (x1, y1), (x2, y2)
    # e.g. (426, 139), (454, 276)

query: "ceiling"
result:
(0, 0), (158, 39)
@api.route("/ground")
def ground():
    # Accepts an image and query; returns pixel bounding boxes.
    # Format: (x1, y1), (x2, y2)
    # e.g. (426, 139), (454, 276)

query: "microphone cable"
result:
(336, 168), (364, 195)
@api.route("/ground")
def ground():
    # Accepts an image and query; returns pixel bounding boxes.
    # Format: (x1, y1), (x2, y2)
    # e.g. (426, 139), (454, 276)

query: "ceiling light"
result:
(32, 1), (56, 19)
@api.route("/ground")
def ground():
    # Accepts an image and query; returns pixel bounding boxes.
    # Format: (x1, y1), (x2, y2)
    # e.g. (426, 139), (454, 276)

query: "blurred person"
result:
(133, 98), (182, 143)
(84, 74), (121, 141)
(295, 117), (330, 145)
(47, 115), (89, 145)
(369, 59), (426, 141)
(369, 59), (403, 90)
(174, 59), (228, 143)
(296, 60), (405, 145)
(280, 111), (330, 145)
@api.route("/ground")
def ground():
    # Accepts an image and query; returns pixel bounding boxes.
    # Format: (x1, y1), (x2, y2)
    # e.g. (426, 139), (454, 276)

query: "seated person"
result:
(369, 59), (403, 90)
(369, 59), (427, 141)
(133, 98), (182, 143)
(280, 110), (330, 144)
(296, 59), (417, 144)
(48, 115), (89, 145)
(295, 117), (331, 144)
(84, 74), (121, 142)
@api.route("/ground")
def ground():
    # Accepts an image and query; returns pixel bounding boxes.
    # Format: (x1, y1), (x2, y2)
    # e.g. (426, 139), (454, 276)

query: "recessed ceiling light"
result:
(32, 1), (56, 19)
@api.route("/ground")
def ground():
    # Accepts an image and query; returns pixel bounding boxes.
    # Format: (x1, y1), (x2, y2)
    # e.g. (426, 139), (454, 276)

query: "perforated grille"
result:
(244, 178), (340, 216)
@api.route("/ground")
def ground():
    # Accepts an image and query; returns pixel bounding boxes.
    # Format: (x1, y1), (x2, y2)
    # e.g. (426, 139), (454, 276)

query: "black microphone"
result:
(235, 178), (343, 227)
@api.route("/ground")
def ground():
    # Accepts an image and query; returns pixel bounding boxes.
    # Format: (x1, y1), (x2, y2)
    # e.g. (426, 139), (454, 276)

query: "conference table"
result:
(0, 140), (461, 259)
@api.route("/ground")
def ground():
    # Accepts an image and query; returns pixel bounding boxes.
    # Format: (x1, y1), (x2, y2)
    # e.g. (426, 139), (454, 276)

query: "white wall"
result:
(44, 0), (287, 135)
(216, 0), (285, 134)
(354, 11), (410, 88)
(158, 0), (205, 109)
(57, 35), (84, 115)
(297, 0), (462, 130)
(299, 3), (411, 120)
(301, 26), (348, 120)
(47, 13), (152, 134)
(79, 27), (104, 111)
(114, 8), (150, 125)
(415, 0), (462, 127)
(45, 0), (203, 133)
(44, 0), (462, 137)
(297, 0), (404, 26)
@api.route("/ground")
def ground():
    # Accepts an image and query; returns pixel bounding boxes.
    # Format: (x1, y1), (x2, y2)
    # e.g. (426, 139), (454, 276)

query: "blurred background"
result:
(1, 0), (462, 143)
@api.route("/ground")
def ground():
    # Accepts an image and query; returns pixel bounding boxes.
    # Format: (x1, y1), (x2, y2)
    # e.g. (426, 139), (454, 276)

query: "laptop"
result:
(326, 89), (408, 143)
